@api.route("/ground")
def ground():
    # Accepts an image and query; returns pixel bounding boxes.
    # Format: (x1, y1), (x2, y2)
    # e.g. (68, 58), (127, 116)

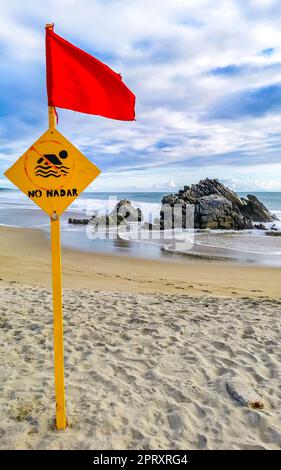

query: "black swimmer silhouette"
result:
(35, 150), (70, 178)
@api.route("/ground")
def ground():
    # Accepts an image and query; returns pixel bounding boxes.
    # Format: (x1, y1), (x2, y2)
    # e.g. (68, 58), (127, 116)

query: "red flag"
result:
(45, 27), (135, 121)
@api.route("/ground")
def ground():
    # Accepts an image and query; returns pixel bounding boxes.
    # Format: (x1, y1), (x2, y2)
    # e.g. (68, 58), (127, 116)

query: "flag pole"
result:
(46, 23), (67, 430)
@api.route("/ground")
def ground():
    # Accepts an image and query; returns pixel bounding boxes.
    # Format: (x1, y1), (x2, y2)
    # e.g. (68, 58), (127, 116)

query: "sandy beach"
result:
(1, 225), (281, 297)
(1, 225), (281, 449)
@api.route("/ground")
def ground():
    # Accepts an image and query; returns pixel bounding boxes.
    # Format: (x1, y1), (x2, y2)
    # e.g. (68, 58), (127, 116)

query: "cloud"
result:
(167, 179), (177, 189)
(260, 47), (275, 56)
(207, 83), (281, 119)
(1, 0), (281, 190)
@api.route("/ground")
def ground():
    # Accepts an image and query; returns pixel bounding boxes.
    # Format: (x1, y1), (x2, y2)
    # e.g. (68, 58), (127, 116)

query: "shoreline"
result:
(0, 225), (280, 298)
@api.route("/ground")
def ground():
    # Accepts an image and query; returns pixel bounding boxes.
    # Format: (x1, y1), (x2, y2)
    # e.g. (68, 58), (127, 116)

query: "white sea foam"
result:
(266, 210), (281, 230)
(1, 189), (281, 265)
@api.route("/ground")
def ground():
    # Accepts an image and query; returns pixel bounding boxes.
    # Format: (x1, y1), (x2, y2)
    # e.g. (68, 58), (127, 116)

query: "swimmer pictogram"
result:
(35, 150), (70, 178)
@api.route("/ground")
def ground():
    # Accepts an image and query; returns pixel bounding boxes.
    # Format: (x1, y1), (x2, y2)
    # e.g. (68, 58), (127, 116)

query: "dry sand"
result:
(0, 226), (281, 449)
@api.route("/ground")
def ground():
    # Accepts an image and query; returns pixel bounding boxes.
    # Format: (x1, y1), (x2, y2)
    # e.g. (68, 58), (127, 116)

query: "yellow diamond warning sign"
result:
(4, 128), (101, 217)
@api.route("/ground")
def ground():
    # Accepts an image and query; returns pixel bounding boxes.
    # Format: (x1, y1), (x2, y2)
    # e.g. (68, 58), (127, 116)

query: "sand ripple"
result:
(0, 282), (281, 449)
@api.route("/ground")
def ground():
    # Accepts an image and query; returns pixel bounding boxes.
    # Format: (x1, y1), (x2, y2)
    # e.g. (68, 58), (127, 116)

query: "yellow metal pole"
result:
(49, 120), (67, 431)
(47, 23), (66, 429)
(50, 214), (66, 430)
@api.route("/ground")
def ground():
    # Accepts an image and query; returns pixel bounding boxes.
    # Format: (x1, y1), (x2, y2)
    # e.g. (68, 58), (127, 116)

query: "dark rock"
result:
(90, 213), (128, 227)
(68, 199), (143, 227)
(111, 199), (143, 222)
(68, 217), (89, 225)
(116, 214), (126, 225)
(160, 178), (276, 230)
(90, 215), (115, 226)
(160, 200), (194, 230)
(254, 223), (267, 230)
(161, 194), (179, 206)
(196, 194), (240, 229)
(241, 195), (277, 223)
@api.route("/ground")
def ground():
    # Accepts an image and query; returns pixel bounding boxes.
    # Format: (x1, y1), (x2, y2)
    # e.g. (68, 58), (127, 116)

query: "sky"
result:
(1, 0), (281, 192)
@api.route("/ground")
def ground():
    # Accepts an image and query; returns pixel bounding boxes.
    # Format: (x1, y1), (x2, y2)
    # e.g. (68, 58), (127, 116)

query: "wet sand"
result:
(0, 226), (280, 298)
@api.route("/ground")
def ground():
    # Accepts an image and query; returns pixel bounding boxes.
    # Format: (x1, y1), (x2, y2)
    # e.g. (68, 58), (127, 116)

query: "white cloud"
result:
(167, 179), (176, 188)
(1, 0), (281, 190)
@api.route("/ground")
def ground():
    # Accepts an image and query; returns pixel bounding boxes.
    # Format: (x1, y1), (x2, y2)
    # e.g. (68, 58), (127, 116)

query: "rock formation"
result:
(68, 217), (89, 225)
(110, 199), (143, 223)
(68, 179), (277, 231)
(160, 178), (277, 230)
(68, 199), (143, 226)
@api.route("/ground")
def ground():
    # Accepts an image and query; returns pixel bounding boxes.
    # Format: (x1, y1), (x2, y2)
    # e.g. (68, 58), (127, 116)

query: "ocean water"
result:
(1, 188), (281, 265)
